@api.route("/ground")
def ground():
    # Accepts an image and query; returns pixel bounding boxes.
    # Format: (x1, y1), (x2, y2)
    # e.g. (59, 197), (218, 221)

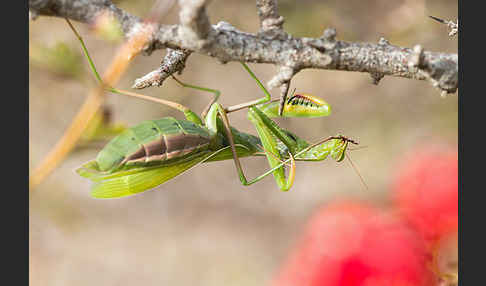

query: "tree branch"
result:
(255, 0), (288, 115)
(29, 0), (458, 95)
(256, 0), (284, 33)
(178, 0), (211, 37)
(132, 48), (192, 89)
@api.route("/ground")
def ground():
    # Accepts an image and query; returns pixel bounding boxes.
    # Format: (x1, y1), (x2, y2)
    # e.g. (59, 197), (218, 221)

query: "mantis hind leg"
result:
(170, 76), (221, 119)
(65, 18), (204, 125)
(225, 62), (274, 113)
(171, 62), (273, 117)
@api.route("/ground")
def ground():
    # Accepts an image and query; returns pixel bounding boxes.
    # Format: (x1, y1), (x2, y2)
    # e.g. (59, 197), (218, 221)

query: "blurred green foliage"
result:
(79, 106), (127, 145)
(92, 12), (124, 43)
(29, 42), (84, 79)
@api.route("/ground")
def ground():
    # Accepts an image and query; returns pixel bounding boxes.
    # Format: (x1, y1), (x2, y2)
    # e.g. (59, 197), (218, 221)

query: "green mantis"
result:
(68, 19), (358, 198)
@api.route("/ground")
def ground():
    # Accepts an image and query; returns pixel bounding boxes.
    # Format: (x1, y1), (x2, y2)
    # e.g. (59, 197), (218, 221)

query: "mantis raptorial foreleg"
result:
(171, 76), (220, 119)
(206, 102), (296, 190)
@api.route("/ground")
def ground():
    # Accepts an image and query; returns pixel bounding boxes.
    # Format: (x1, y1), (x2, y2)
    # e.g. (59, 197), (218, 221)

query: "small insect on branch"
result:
(429, 15), (458, 37)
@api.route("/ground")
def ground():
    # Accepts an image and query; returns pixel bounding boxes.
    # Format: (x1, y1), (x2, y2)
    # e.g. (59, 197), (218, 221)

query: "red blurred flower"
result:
(273, 201), (436, 286)
(392, 146), (458, 243)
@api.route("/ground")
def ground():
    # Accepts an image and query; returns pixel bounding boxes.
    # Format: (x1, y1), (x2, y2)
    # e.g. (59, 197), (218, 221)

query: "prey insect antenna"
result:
(346, 152), (369, 191)
(348, 145), (369, 151)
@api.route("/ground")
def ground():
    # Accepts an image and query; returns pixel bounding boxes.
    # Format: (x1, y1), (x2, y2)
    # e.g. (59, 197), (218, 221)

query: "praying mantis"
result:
(67, 19), (358, 198)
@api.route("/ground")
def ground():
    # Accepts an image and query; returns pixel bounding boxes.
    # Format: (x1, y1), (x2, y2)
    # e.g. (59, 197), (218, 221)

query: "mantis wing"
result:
(77, 145), (251, 199)
(78, 153), (210, 198)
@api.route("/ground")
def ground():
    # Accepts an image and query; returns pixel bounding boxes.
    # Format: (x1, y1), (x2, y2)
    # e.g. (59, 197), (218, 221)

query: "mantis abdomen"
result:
(95, 117), (212, 172)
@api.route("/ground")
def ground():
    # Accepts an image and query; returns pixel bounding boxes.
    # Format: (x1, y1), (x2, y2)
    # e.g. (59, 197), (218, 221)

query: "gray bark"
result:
(29, 0), (458, 95)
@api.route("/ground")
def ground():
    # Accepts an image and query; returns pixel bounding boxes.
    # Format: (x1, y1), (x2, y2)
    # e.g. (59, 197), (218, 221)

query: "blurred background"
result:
(29, 0), (457, 285)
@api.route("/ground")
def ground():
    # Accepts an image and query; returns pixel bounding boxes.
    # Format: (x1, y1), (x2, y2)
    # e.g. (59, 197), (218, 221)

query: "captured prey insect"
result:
(67, 19), (358, 198)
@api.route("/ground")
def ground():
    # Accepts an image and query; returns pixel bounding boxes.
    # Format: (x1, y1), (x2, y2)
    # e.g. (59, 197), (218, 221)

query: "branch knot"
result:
(323, 28), (337, 42)
(409, 44), (424, 70)
(261, 16), (284, 31)
(378, 37), (390, 46)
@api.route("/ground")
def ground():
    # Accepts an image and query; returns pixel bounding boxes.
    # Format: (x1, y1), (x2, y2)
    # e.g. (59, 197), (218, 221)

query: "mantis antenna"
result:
(346, 152), (368, 191)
